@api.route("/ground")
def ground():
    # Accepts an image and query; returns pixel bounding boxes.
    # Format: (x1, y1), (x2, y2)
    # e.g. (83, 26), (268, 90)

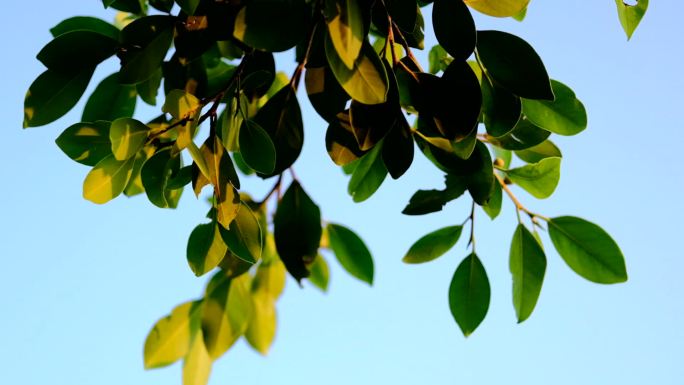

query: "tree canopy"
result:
(23, 0), (648, 384)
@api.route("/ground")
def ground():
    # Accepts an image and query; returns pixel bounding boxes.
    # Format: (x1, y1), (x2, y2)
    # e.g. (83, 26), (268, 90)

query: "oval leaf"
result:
(403, 225), (463, 264)
(548, 216), (628, 284)
(55, 121), (112, 166)
(326, 38), (389, 105)
(510, 224), (547, 323)
(476, 30), (553, 100)
(119, 16), (175, 84)
(348, 142), (388, 202)
(433, 0), (476, 61)
(144, 301), (202, 369)
(522, 80), (587, 136)
(83, 73), (137, 122)
(187, 222), (228, 277)
(449, 253), (491, 337)
(110, 117), (150, 160)
(219, 203), (263, 264)
(23, 68), (94, 128)
(238, 120), (276, 174)
(327, 223), (374, 285)
(82, 154), (135, 204)
(504, 156), (561, 199)
(465, 0), (529, 17)
(325, 0), (364, 69)
(37, 30), (119, 72)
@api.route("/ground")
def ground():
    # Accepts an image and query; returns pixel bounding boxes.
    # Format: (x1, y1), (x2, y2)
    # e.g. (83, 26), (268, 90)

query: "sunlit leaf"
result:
(325, 0), (364, 69)
(348, 142), (388, 202)
(187, 222), (228, 277)
(142, 148), (183, 208)
(522, 80), (587, 136)
(515, 140), (562, 163)
(308, 254), (330, 292)
(182, 328), (212, 385)
(504, 157), (561, 199)
(56, 121), (112, 166)
(326, 38), (389, 105)
(219, 203), (263, 264)
(615, 0), (648, 39)
(548, 216), (628, 284)
(464, 0), (529, 17)
(109, 117), (150, 161)
(83, 154), (135, 204)
(144, 301), (202, 369)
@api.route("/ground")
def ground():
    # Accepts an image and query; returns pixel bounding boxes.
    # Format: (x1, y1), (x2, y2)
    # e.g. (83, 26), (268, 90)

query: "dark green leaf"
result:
(432, 0), (476, 61)
(305, 66), (350, 122)
(403, 225), (462, 264)
(50, 16), (120, 40)
(253, 85), (304, 177)
(385, 0), (418, 32)
(504, 157), (561, 199)
(137, 68), (163, 106)
(23, 68), (94, 128)
(348, 141), (388, 202)
(150, 0), (175, 12)
(382, 114), (414, 179)
(548, 216), (628, 284)
(56, 121), (112, 166)
(238, 120), (276, 174)
(402, 174), (467, 215)
(325, 0), (365, 69)
(326, 110), (368, 166)
(141, 148), (183, 208)
(481, 73), (521, 137)
(522, 80), (587, 136)
(327, 224), (374, 285)
(83, 73), (137, 122)
(37, 30), (118, 72)
(510, 224), (547, 322)
(274, 181), (322, 282)
(119, 16), (175, 84)
(233, 0), (308, 52)
(482, 179), (502, 219)
(177, 0), (200, 15)
(476, 30), (553, 100)
(449, 253), (490, 337)
(486, 118), (550, 151)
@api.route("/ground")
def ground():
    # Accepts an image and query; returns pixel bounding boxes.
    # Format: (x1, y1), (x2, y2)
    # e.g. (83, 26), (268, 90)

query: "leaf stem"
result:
(494, 173), (550, 222)
(468, 201), (476, 252)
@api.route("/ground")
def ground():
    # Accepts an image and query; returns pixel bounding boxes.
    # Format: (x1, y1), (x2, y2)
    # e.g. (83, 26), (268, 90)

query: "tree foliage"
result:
(23, 0), (647, 383)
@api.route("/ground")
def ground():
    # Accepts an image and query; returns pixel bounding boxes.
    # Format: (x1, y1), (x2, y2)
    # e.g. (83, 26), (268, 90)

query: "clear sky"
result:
(1, 1), (682, 384)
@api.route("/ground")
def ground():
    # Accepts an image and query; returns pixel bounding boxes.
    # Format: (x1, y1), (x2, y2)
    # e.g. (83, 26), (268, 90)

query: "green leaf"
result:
(253, 85), (304, 177)
(348, 141), (388, 202)
(403, 225), (462, 264)
(449, 253), (490, 337)
(55, 121), (112, 166)
(274, 181), (322, 282)
(233, 0), (308, 52)
(141, 148), (183, 208)
(548, 216), (628, 284)
(176, 0), (200, 15)
(308, 255), (330, 292)
(137, 68), (163, 106)
(23, 68), (94, 128)
(238, 120), (276, 174)
(482, 179), (502, 219)
(504, 157), (561, 199)
(615, 0), (648, 39)
(119, 16), (175, 84)
(486, 118), (550, 151)
(464, 0), (529, 17)
(124, 147), (154, 197)
(82, 73), (137, 122)
(476, 30), (553, 100)
(510, 224), (547, 323)
(382, 115), (414, 179)
(202, 273), (253, 359)
(195, 137), (241, 229)
(37, 30), (119, 72)
(326, 38), (389, 105)
(219, 203), (263, 264)
(186, 222), (228, 277)
(109, 117), (150, 161)
(428, 45), (451, 74)
(402, 175), (467, 215)
(306, 66), (351, 122)
(83, 154), (135, 204)
(327, 223), (374, 285)
(150, 0), (174, 12)
(522, 80), (587, 136)
(515, 140), (562, 163)
(245, 291), (278, 355)
(325, 0), (365, 69)
(50, 16), (120, 40)
(144, 301), (202, 369)
(432, 0), (476, 61)
(326, 111), (368, 166)
(481, 73), (521, 137)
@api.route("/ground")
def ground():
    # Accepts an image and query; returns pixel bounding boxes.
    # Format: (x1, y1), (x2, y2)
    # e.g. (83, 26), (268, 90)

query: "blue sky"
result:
(1, 1), (682, 384)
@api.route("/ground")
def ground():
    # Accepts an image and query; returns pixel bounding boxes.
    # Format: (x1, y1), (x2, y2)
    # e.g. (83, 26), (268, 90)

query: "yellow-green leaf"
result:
(615, 0), (648, 40)
(245, 293), (277, 355)
(326, 0), (364, 69)
(182, 329), (212, 385)
(82, 154), (135, 204)
(144, 301), (203, 369)
(325, 38), (389, 105)
(187, 223), (228, 277)
(110, 117), (150, 160)
(504, 156), (561, 199)
(464, 0), (529, 17)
